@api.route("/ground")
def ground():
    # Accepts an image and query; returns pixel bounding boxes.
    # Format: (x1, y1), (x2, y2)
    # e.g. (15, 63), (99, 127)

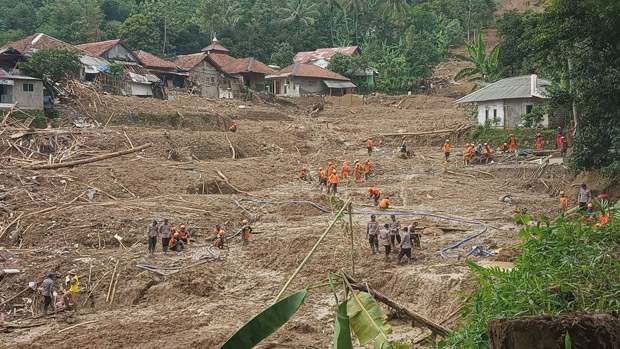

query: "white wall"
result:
(130, 82), (152, 97)
(477, 100), (505, 128)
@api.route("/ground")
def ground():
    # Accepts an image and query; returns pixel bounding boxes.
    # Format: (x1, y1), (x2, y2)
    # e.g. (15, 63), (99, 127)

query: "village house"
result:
(294, 46), (376, 87)
(221, 57), (277, 91)
(171, 53), (240, 98)
(134, 50), (187, 88)
(265, 63), (356, 97)
(0, 68), (44, 109)
(454, 74), (552, 129)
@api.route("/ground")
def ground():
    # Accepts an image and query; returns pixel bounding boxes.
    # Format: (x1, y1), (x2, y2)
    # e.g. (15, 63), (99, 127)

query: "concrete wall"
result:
(477, 100), (505, 128)
(504, 98), (546, 128)
(243, 72), (266, 91)
(12, 79), (44, 109)
(189, 61), (241, 98)
(477, 98), (547, 129)
(130, 82), (153, 97)
(189, 61), (219, 86)
(294, 77), (329, 95)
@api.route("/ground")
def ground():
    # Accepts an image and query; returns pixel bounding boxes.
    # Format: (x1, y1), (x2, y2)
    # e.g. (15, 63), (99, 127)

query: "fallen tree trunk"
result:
(345, 274), (448, 337)
(25, 143), (153, 170)
(381, 129), (455, 137)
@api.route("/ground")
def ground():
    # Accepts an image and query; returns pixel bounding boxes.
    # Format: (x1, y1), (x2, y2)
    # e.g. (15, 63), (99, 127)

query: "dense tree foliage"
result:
(495, 0), (620, 179)
(19, 48), (81, 97)
(0, 0), (497, 94)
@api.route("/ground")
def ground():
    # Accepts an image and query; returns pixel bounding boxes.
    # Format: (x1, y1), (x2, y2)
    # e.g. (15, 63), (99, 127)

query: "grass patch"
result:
(467, 127), (556, 149)
(0, 109), (48, 128)
(440, 213), (620, 348)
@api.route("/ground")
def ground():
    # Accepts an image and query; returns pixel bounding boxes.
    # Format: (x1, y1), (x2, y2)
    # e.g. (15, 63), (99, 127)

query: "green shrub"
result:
(466, 128), (555, 149)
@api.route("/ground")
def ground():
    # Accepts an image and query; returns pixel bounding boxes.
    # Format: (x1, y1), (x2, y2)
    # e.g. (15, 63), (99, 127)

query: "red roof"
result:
(134, 50), (177, 70)
(76, 39), (122, 57)
(294, 46), (360, 64)
(0, 33), (79, 55)
(221, 57), (277, 75)
(208, 53), (236, 68)
(170, 53), (208, 69)
(279, 63), (350, 81)
(201, 41), (229, 53)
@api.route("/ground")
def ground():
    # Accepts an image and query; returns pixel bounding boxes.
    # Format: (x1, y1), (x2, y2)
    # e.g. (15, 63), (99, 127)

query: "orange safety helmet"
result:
(242, 219), (248, 224)
(333, 169), (337, 173)
(174, 232), (180, 238)
(503, 142), (508, 146)
(328, 162), (333, 165)
(367, 188), (373, 192)
(587, 203), (594, 208)
(179, 225), (186, 229)
(559, 191), (565, 196)
(319, 167), (324, 170)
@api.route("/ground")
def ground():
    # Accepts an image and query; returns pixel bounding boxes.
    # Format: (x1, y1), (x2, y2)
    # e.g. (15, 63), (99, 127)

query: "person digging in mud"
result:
(497, 142), (509, 153)
(397, 227), (412, 264)
(368, 187), (381, 205)
(178, 224), (190, 245)
(409, 221), (421, 248)
(41, 272), (55, 315)
(211, 224), (227, 249)
(298, 167), (308, 181)
(388, 214), (401, 250)
(364, 159), (372, 181)
(328, 169), (339, 195)
(229, 123), (237, 132)
(443, 139), (451, 162)
(160, 218), (172, 253)
(147, 220), (159, 255)
(366, 137), (373, 156)
(379, 197), (390, 210)
(169, 232), (185, 252)
(380, 223), (391, 261)
(241, 219), (252, 245)
(367, 215), (379, 254)
(62, 270), (79, 312)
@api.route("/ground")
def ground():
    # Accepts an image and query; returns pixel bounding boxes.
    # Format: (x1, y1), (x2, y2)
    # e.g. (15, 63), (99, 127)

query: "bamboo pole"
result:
(57, 320), (98, 334)
(273, 198), (351, 303)
(348, 202), (355, 275)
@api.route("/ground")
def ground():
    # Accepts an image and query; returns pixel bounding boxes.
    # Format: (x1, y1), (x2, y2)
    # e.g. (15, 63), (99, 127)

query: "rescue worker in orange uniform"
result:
(497, 142), (509, 153)
(241, 219), (252, 245)
(178, 224), (190, 245)
(463, 144), (474, 165)
(484, 143), (493, 155)
(318, 167), (328, 189)
(364, 159), (372, 180)
(326, 162), (335, 177)
(443, 139), (451, 161)
(559, 191), (568, 215)
(368, 188), (381, 205)
(366, 137), (373, 156)
(169, 232), (185, 252)
(509, 134), (516, 153)
(341, 163), (349, 180)
(354, 160), (363, 182)
(299, 167), (308, 181)
(229, 123), (237, 132)
(211, 224), (226, 248)
(328, 169), (340, 195)
(536, 133), (543, 150)
(379, 198), (391, 210)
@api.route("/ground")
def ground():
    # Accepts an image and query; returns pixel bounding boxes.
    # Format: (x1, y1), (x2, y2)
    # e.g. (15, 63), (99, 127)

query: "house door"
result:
(0, 84), (13, 103)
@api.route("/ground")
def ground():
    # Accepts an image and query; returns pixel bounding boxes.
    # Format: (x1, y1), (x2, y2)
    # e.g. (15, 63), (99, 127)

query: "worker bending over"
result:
(169, 232), (185, 252)
(379, 197), (390, 210)
(178, 225), (190, 245)
(368, 187), (381, 205)
(212, 224), (227, 249)
(318, 167), (328, 189)
(229, 123), (237, 132)
(367, 215), (379, 254)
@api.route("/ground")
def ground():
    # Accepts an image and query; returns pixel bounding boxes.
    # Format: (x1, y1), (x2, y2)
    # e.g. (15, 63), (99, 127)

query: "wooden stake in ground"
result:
(25, 142), (153, 170)
(106, 260), (119, 302)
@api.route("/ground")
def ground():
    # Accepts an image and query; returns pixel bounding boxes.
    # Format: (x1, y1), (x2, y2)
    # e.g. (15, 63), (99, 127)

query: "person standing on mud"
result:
(578, 183), (591, 210)
(400, 136), (407, 154)
(398, 227), (412, 264)
(443, 139), (450, 162)
(41, 273), (54, 315)
(241, 219), (252, 245)
(366, 137), (373, 156)
(328, 169), (339, 195)
(388, 215), (401, 250)
(147, 220), (159, 255)
(409, 221), (421, 248)
(63, 270), (79, 311)
(160, 218), (172, 253)
(367, 215), (379, 254)
(380, 223), (391, 260)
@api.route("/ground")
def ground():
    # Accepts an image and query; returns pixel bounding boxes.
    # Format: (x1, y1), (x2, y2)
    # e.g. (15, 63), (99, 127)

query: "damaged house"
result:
(266, 63), (356, 97)
(134, 50), (187, 88)
(170, 52), (241, 99)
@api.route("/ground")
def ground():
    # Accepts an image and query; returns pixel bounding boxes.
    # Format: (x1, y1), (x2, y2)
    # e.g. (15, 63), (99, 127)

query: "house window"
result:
(493, 109), (497, 119)
(23, 83), (34, 92)
(526, 105), (533, 114)
(485, 109), (489, 122)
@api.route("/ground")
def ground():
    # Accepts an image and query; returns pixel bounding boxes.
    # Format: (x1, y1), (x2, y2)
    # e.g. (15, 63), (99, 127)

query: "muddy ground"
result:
(0, 91), (580, 348)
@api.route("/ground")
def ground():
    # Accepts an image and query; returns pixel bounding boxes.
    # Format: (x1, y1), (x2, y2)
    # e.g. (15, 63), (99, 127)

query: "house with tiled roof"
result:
(76, 39), (141, 64)
(293, 46), (376, 87)
(134, 50), (187, 88)
(265, 63), (356, 97)
(221, 57), (277, 91)
(170, 51), (241, 99)
(0, 33), (79, 57)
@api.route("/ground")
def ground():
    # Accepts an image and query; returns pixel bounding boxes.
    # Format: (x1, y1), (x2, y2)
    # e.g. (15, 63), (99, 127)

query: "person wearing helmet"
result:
(368, 188), (381, 205)
(318, 167), (328, 189)
(463, 143), (474, 165)
(536, 133), (543, 150)
(583, 202), (596, 221)
(367, 215), (379, 254)
(41, 272), (55, 315)
(160, 218), (172, 253)
(169, 232), (185, 252)
(63, 270), (79, 311)
(354, 160), (363, 182)
(328, 169), (340, 195)
(556, 126), (564, 148)
(298, 167), (308, 181)
(559, 191), (568, 215)
(509, 134), (516, 153)
(366, 137), (373, 156)
(212, 224), (227, 249)
(443, 140), (450, 161)
(229, 123), (237, 132)
(497, 142), (509, 153)
(379, 197), (391, 210)
(475, 143), (483, 155)
(326, 162), (335, 177)
(147, 219), (159, 255)
(341, 162), (349, 180)
(179, 224), (190, 245)
(241, 219), (253, 245)
(363, 159), (372, 181)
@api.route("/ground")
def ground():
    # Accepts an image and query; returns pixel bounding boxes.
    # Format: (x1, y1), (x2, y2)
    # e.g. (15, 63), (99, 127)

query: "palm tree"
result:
(277, 0), (321, 35)
(341, 0), (368, 45)
(323, 0), (342, 46)
(454, 33), (503, 90)
(377, 0), (410, 21)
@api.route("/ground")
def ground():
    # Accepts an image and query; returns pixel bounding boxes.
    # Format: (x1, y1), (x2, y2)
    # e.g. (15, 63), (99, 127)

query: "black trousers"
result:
(148, 236), (157, 251)
(329, 183), (338, 194)
(367, 147), (372, 156)
(162, 237), (170, 251)
(398, 248), (411, 261)
(390, 234), (401, 245)
(43, 295), (52, 311)
(384, 244), (391, 256)
(368, 235), (378, 248)
(412, 234), (420, 247)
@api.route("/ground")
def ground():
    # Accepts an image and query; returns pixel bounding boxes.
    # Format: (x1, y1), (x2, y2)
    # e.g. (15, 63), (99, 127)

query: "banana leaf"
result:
(220, 289), (307, 349)
(346, 291), (393, 347)
(334, 301), (353, 349)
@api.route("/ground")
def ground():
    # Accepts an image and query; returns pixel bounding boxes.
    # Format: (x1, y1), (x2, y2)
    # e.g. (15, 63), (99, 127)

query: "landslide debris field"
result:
(1, 93), (575, 348)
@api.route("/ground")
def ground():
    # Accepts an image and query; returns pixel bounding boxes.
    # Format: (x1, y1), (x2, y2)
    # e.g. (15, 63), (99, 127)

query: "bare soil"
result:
(0, 89), (582, 348)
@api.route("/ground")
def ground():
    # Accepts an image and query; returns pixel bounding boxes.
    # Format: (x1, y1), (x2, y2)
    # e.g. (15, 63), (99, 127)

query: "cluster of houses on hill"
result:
(0, 33), (364, 110)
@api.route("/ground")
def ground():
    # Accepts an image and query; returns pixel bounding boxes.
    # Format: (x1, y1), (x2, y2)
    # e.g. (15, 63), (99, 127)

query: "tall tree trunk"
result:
(568, 58), (579, 137)
(330, 8), (335, 46)
(355, 11), (358, 45)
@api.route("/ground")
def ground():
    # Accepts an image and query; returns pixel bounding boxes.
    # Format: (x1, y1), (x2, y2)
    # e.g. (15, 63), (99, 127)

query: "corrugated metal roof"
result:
(323, 80), (356, 88)
(294, 46), (360, 64)
(454, 75), (553, 103)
